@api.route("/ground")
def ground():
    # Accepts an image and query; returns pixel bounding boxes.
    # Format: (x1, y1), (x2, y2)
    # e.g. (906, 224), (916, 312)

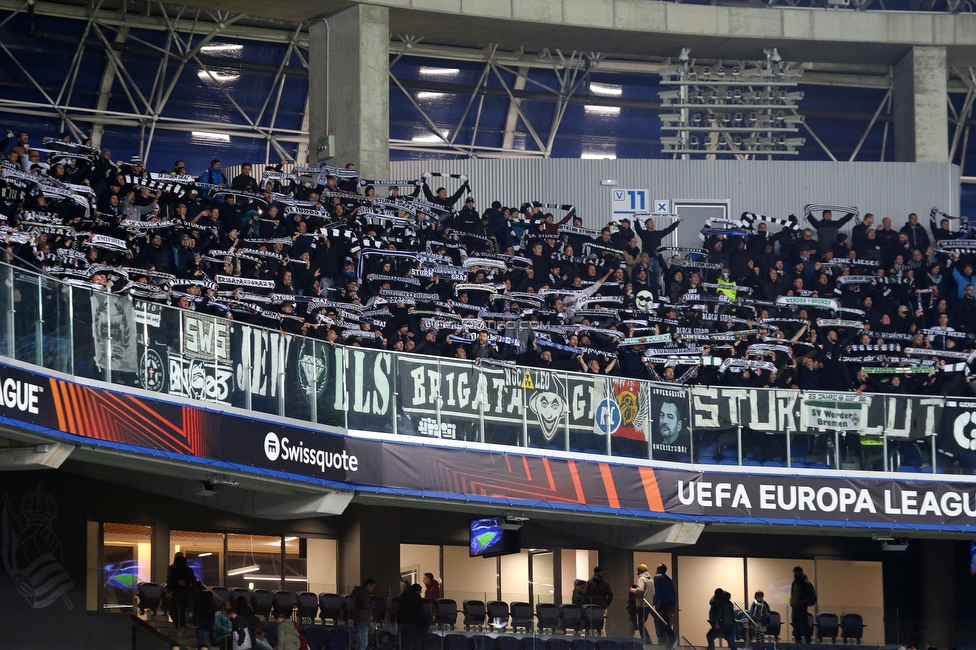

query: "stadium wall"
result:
(390, 159), (960, 248)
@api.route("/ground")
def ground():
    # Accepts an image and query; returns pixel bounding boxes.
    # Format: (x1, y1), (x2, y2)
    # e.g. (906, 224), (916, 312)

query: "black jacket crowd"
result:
(2, 128), (976, 396)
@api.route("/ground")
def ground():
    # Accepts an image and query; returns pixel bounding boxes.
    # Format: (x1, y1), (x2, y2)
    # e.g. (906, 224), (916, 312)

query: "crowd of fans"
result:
(2, 126), (976, 396)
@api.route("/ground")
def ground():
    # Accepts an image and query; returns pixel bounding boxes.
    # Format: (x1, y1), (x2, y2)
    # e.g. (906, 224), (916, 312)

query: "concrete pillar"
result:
(597, 546), (634, 638)
(893, 46), (948, 163)
(152, 522), (170, 586)
(308, 5), (390, 180)
(919, 539), (955, 648)
(338, 505), (401, 598)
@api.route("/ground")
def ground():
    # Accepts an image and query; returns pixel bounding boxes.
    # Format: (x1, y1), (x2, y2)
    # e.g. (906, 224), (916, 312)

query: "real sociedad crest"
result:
(1, 487), (74, 609)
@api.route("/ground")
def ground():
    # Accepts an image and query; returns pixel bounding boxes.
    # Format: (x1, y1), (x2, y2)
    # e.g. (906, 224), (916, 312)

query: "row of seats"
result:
(807, 612), (865, 644)
(731, 611), (863, 645)
(136, 585), (605, 635)
(266, 626), (638, 650)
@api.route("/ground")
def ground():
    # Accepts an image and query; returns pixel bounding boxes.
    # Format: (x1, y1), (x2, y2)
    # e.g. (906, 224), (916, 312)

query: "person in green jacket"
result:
(276, 609), (301, 650)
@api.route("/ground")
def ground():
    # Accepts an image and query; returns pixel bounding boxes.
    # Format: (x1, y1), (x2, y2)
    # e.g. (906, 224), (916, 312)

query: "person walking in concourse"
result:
(706, 589), (737, 650)
(350, 578), (377, 650)
(166, 552), (196, 636)
(585, 566), (614, 612)
(653, 564), (677, 646)
(629, 563), (654, 644)
(399, 583), (431, 650)
(790, 566), (817, 643)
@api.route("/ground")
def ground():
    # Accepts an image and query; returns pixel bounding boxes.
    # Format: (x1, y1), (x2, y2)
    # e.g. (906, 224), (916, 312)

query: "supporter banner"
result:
(182, 312), (231, 363)
(134, 299), (162, 328)
(651, 386), (690, 457)
(167, 352), (234, 404)
(394, 354), (603, 434)
(90, 293), (137, 373)
(690, 387), (939, 438)
(939, 399), (976, 469)
(2, 359), (976, 528)
(611, 379), (650, 442)
(231, 323), (294, 401)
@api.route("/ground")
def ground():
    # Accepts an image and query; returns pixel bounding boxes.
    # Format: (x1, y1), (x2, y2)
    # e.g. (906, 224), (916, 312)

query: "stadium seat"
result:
(377, 630), (398, 650)
(436, 599), (459, 630)
(548, 638), (571, 650)
(462, 599), (487, 630)
(296, 591), (319, 623)
(581, 605), (604, 635)
(136, 582), (162, 615)
(595, 640), (619, 650)
(210, 586), (231, 605)
(370, 594), (388, 624)
(390, 596), (401, 625)
(495, 636), (520, 650)
(487, 600), (510, 629)
(319, 593), (343, 625)
(510, 602), (534, 632)
(766, 611), (782, 641)
(272, 590), (295, 618)
(231, 587), (252, 604)
(559, 604), (582, 634)
(251, 589), (273, 619)
(522, 639), (546, 650)
(302, 625), (328, 650)
(618, 642), (642, 650)
(816, 612), (839, 643)
(424, 633), (444, 650)
(840, 613), (864, 644)
(472, 636), (494, 650)
(445, 633), (472, 650)
(571, 639), (596, 650)
(328, 626), (351, 650)
(536, 602), (560, 633)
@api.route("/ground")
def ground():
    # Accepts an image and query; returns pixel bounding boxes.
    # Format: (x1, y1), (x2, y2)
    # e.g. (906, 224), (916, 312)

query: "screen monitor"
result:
(470, 517), (521, 558)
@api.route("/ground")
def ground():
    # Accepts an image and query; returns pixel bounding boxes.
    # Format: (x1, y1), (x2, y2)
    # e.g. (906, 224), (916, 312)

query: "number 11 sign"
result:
(611, 188), (649, 218)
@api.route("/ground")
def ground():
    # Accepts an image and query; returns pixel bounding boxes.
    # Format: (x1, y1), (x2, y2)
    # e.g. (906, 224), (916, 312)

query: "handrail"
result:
(0, 258), (965, 476)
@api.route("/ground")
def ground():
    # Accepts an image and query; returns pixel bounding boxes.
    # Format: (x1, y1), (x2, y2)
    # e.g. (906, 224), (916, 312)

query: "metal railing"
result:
(3, 259), (971, 477)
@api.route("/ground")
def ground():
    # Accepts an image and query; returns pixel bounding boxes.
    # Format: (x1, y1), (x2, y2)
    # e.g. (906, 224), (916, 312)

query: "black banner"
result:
(2, 358), (976, 529)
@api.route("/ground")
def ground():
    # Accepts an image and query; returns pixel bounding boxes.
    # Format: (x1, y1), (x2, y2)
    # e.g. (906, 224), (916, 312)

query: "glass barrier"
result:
(2, 259), (972, 477)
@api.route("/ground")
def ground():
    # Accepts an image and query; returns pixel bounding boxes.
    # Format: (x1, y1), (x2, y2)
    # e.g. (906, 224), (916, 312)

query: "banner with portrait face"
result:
(651, 386), (690, 458)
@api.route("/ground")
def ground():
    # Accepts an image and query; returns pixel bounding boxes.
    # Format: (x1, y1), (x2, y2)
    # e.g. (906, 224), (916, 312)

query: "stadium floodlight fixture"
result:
(660, 113), (684, 122)
(590, 82), (623, 97)
(585, 105), (621, 116)
(678, 47), (691, 63)
(420, 66), (460, 76)
(782, 137), (806, 146)
(659, 89), (681, 101)
(765, 47), (782, 64)
(717, 67), (725, 77)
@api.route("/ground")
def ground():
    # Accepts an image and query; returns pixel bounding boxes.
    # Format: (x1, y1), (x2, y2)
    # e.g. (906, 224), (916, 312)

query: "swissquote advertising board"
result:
(1, 357), (976, 530)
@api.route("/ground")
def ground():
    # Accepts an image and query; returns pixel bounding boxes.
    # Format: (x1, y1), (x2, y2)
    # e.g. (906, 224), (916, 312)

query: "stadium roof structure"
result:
(0, 0), (974, 202)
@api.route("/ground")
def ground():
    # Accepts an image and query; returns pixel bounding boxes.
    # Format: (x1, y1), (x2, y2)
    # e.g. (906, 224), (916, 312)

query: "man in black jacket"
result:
(790, 566), (817, 643)
(707, 589), (737, 650)
(807, 209), (855, 255)
(635, 216), (681, 288)
(398, 583), (430, 650)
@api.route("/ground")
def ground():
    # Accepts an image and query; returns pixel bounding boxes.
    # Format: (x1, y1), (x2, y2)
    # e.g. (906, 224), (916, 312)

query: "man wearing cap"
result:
(630, 563), (654, 643)
(454, 196), (481, 233)
(584, 566), (614, 611)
